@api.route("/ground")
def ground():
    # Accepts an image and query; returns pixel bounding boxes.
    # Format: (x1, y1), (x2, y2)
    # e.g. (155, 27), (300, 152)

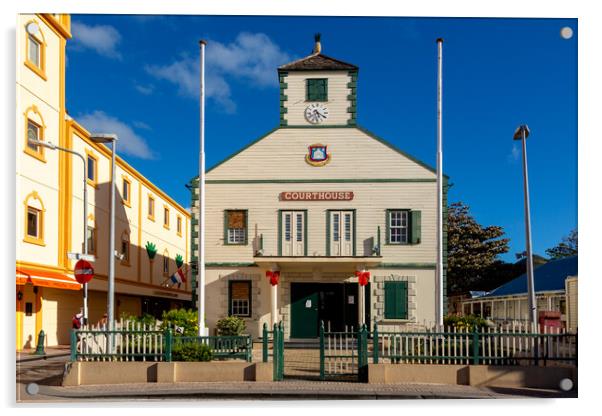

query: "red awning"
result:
(16, 267), (82, 290)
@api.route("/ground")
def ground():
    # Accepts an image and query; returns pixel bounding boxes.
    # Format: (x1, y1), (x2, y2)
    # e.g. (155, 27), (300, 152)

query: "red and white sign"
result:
(280, 191), (354, 201)
(74, 259), (94, 284)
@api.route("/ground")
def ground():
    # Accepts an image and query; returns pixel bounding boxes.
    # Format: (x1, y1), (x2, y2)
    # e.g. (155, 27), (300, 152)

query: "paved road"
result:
(16, 352), (576, 402)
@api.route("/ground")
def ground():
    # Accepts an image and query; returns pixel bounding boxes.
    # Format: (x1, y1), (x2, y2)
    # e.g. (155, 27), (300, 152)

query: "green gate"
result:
(319, 321), (368, 382)
(262, 322), (284, 381)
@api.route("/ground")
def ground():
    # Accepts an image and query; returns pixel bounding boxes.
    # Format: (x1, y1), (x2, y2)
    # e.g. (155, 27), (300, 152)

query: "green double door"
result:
(290, 283), (369, 338)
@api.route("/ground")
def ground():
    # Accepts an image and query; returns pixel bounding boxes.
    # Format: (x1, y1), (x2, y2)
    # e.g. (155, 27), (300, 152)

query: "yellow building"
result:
(16, 14), (191, 350)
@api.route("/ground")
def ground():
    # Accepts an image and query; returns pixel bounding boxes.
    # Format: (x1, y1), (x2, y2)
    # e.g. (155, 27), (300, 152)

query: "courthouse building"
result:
(190, 37), (448, 339)
(16, 14), (191, 350)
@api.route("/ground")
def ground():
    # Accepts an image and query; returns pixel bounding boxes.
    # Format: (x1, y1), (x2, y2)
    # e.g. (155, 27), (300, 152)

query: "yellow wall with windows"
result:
(16, 13), (191, 349)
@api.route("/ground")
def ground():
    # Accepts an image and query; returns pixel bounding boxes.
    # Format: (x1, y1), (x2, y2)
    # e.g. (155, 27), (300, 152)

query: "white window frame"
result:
(389, 210), (409, 244)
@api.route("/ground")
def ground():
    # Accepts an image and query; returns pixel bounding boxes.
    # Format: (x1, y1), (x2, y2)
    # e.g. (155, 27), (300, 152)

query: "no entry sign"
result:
(74, 259), (94, 284)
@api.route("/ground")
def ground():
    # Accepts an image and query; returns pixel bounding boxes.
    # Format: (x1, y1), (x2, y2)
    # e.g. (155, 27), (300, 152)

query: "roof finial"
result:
(313, 33), (322, 54)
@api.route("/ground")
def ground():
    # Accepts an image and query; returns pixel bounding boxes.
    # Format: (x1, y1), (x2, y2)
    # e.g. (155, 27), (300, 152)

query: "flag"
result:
(169, 268), (187, 285)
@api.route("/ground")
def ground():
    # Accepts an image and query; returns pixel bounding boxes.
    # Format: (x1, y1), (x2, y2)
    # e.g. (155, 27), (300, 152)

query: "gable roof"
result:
(278, 53), (358, 71)
(193, 125), (446, 180)
(483, 256), (578, 298)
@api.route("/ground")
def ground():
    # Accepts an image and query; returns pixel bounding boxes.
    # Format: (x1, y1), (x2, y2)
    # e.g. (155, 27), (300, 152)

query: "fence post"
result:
(262, 322), (268, 363)
(359, 324), (368, 382)
(272, 323), (279, 381)
(70, 329), (77, 361)
(279, 322), (284, 380)
(246, 335), (252, 362)
(319, 320), (325, 381)
(372, 322), (379, 364)
(164, 329), (172, 362)
(472, 328), (480, 365)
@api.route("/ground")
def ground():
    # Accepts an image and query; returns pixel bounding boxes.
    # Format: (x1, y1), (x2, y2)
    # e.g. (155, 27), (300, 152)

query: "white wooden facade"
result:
(191, 40), (446, 339)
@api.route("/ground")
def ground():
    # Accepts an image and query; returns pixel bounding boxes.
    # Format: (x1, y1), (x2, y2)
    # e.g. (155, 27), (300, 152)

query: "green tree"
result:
(447, 202), (510, 294)
(545, 229), (578, 259)
(160, 308), (198, 337)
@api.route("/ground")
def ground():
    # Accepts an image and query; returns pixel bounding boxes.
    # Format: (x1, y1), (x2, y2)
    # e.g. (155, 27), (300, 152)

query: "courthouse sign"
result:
(280, 191), (354, 201)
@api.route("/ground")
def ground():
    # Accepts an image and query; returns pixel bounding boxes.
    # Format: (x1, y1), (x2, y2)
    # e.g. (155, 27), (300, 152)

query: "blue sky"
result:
(65, 15), (577, 262)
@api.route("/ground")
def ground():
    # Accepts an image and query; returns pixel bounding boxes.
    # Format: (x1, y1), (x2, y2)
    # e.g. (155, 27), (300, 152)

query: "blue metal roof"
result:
(483, 256), (577, 298)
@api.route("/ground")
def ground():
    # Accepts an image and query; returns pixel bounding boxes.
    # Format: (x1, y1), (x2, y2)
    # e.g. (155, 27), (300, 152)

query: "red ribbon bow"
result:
(266, 270), (280, 286)
(355, 270), (370, 286)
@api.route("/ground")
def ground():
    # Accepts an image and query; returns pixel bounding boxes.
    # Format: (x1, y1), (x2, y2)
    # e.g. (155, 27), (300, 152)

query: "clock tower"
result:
(278, 34), (358, 127)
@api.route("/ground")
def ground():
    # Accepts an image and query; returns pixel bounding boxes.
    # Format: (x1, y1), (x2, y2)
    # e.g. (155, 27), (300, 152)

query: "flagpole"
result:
(198, 40), (208, 336)
(436, 38), (444, 329)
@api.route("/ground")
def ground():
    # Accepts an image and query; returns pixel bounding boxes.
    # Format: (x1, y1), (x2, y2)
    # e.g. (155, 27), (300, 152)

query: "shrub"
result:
(160, 308), (198, 337)
(216, 316), (246, 336)
(118, 312), (158, 328)
(172, 342), (213, 362)
(443, 314), (490, 331)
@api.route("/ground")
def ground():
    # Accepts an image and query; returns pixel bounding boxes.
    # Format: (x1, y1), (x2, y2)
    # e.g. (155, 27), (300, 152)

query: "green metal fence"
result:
(71, 321), (253, 363)
(320, 322), (368, 381)
(262, 322), (284, 381)
(173, 335), (252, 362)
(372, 324), (577, 366)
(70, 324), (167, 362)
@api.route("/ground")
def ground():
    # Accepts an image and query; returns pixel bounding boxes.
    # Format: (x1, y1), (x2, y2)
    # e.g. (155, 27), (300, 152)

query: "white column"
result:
(271, 283), (278, 326)
(358, 284), (365, 327)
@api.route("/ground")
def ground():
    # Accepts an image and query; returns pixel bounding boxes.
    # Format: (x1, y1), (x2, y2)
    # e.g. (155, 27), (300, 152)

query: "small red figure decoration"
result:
(266, 270), (280, 286)
(355, 270), (370, 286)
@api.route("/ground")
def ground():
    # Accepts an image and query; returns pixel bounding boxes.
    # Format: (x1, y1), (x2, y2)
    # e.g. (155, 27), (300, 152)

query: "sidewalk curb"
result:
(17, 352), (71, 364)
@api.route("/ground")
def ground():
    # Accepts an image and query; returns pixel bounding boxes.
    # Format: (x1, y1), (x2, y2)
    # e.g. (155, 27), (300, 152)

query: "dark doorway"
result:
(290, 283), (365, 338)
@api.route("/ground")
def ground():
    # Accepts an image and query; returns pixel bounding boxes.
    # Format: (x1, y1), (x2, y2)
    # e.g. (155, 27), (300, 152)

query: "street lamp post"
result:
(27, 135), (90, 324)
(513, 125), (537, 327)
(90, 134), (118, 348)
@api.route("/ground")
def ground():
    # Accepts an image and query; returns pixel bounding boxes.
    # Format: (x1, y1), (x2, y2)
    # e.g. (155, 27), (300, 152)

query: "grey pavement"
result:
(16, 345), (577, 402)
(16, 380), (577, 402)
(17, 345), (71, 363)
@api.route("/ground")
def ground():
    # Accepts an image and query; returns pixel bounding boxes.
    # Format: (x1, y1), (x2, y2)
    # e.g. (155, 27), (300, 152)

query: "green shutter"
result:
(410, 210), (421, 244)
(385, 210), (391, 244)
(399, 281), (408, 319)
(244, 210), (248, 245)
(384, 282), (396, 319)
(307, 79), (328, 101)
(384, 281), (408, 319)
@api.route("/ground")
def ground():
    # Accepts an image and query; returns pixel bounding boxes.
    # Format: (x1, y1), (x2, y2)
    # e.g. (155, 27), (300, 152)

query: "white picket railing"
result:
(374, 323), (577, 366)
(323, 325), (357, 376)
(73, 319), (165, 362)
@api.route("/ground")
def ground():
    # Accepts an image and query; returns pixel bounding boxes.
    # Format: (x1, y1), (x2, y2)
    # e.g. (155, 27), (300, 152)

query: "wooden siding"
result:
(207, 128), (436, 181)
(192, 181), (436, 264)
(283, 71), (351, 126)
(565, 276), (578, 332)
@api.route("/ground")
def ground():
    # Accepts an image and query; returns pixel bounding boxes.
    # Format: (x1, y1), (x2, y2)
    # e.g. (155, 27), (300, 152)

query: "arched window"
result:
(162, 249), (170, 276)
(24, 19), (47, 80)
(23, 105), (46, 162)
(23, 191), (45, 246)
(121, 231), (130, 266)
(86, 214), (97, 256)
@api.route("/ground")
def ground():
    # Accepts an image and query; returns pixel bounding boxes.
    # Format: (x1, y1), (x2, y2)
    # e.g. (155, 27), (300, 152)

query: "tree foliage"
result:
(160, 308), (198, 337)
(545, 229), (578, 259)
(447, 202), (510, 294)
(216, 316), (246, 336)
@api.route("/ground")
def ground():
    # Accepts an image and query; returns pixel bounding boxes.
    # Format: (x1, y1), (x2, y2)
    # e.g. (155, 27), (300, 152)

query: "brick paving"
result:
(16, 344), (577, 402)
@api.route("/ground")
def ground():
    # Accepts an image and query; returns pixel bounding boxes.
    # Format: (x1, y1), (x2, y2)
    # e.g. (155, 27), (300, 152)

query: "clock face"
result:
(305, 103), (329, 124)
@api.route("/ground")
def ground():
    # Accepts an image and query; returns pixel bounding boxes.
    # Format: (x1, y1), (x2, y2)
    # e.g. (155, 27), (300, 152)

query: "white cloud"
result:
(133, 120), (152, 130)
(134, 84), (155, 95)
(145, 32), (292, 113)
(71, 21), (122, 59)
(508, 144), (521, 163)
(77, 111), (155, 159)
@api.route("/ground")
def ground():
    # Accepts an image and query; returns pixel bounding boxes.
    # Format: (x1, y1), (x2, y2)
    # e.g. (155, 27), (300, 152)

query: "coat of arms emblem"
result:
(305, 143), (331, 167)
